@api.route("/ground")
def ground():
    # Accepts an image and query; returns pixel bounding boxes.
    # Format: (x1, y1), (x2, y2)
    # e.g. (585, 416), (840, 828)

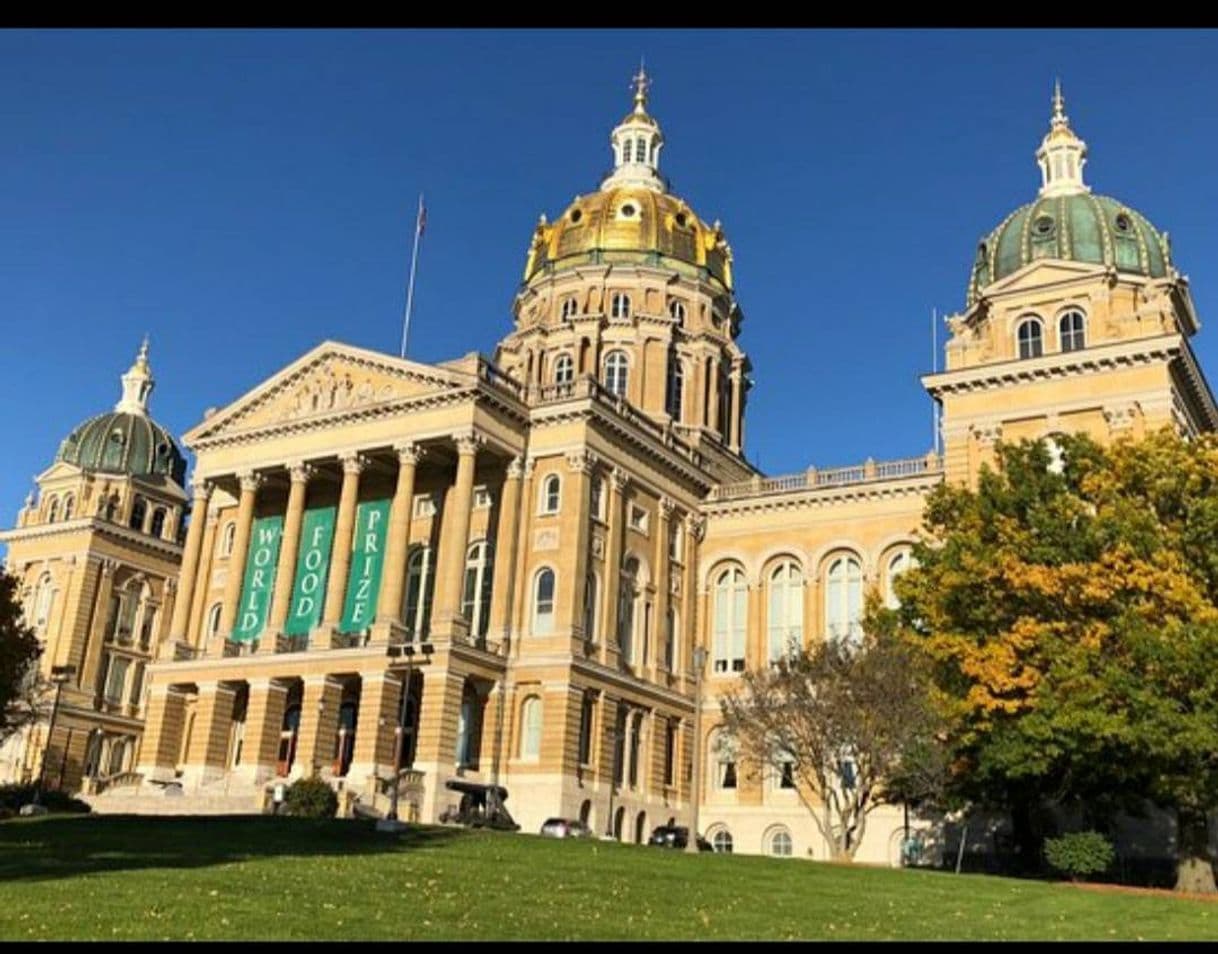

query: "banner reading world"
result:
(340, 498), (391, 634)
(284, 505), (337, 636)
(232, 514), (284, 642)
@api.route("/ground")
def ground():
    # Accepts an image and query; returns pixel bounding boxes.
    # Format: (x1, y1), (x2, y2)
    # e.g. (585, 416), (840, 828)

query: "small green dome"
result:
(968, 193), (1172, 307)
(55, 410), (186, 484)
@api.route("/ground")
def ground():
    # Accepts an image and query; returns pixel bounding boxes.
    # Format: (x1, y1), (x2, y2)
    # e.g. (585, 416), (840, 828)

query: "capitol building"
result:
(2, 74), (1212, 864)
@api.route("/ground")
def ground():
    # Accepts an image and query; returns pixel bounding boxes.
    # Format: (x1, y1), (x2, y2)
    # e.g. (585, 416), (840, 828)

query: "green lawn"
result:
(1, 815), (1215, 940)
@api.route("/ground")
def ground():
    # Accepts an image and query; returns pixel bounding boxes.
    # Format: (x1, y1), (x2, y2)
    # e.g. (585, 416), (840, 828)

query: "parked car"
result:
(540, 817), (594, 839)
(648, 824), (713, 851)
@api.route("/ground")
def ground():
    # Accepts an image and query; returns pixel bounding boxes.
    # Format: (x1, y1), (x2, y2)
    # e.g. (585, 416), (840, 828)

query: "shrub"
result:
(1044, 831), (1115, 881)
(283, 777), (337, 818)
(0, 784), (91, 816)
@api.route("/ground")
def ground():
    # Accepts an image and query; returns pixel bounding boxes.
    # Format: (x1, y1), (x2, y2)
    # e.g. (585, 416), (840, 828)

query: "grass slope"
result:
(1, 815), (1215, 941)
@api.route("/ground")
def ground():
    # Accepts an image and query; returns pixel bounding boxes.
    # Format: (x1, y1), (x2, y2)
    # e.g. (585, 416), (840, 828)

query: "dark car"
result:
(648, 824), (713, 851)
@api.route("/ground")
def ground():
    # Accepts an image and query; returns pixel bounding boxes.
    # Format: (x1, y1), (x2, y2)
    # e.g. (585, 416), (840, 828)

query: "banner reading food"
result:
(284, 505), (337, 636)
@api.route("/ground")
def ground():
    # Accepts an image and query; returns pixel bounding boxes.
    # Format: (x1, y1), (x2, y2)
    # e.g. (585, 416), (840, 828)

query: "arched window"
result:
(583, 572), (598, 642)
(665, 606), (678, 672)
(553, 353), (574, 385)
(31, 574), (54, 635)
(456, 683), (481, 768)
(560, 297), (578, 320)
(1017, 318), (1044, 359)
(669, 300), (686, 326)
(590, 477), (605, 521)
(711, 828), (734, 854)
(533, 568), (555, 635)
(206, 602), (223, 639)
(767, 560), (804, 662)
(610, 293), (631, 320)
(712, 567), (747, 673)
(520, 696), (542, 760)
(666, 355), (684, 421)
(712, 730), (738, 790)
(885, 550), (913, 610)
(540, 474), (561, 514)
(1059, 309), (1086, 352)
(461, 541), (494, 640)
(768, 828), (794, 857)
(130, 496), (147, 531)
(45, 497), (59, 524)
(61, 495), (74, 520)
(404, 545), (436, 638)
(618, 557), (640, 664)
(604, 351), (629, 397)
(149, 508), (166, 539)
(220, 522), (237, 558)
(826, 555), (863, 646)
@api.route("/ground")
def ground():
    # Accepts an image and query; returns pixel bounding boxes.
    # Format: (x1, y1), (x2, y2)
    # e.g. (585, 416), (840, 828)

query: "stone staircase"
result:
(82, 774), (266, 816)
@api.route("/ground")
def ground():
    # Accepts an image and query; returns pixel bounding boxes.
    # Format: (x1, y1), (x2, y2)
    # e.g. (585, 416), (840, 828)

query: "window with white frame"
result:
(628, 504), (648, 533)
(767, 560), (804, 662)
(666, 355), (684, 421)
(553, 353), (574, 384)
(62, 495), (74, 520)
(45, 497), (59, 523)
(473, 486), (493, 510)
(461, 540), (494, 639)
(403, 544), (436, 638)
(825, 555), (863, 646)
(669, 299), (686, 325)
(103, 655), (130, 705)
(520, 696), (542, 760)
(206, 602), (222, 639)
(712, 567), (747, 673)
(768, 828), (793, 857)
(711, 828), (734, 854)
(610, 293), (631, 320)
(885, 550), (913, 610)
(712, 730), (738, 790)
(604, 351), (629, 397)
(220, 522), (237, 557)
(560, 297), (578, 320)
(540, 474), (561, 514)
(1059, 309), (1085, 352)
(1017, 317), (1044, 359)
(533, 568), (556, 635)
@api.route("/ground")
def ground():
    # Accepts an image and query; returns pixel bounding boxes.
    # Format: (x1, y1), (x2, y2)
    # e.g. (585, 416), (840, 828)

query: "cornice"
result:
(702, 472), (942, 519)
(0, 517), (184, 560)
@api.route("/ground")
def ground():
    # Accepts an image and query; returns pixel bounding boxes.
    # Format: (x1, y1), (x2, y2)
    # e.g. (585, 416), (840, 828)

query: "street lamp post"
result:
(380, 642), (431, 831)
(32, 664), (76, 807)
(685, 646), (708, 854)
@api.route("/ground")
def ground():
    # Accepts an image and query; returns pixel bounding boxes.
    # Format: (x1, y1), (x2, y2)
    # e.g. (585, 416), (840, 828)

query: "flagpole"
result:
(400, 193), (425, 359)
(932, 307), (941, 456)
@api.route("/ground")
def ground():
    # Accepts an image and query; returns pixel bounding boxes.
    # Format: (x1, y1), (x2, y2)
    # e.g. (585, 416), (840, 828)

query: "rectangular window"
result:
(473, 486), (493, 510)
(412, 494), (437, 519)
(664, 720), (677, 787)
(578, 694), (594, 766)
(104, 656), (130, 705)
(628, 504), (648, 533)
(613, 706), (627, 785)
(664, 606), (676, 672)
(128, 661), (146, 709)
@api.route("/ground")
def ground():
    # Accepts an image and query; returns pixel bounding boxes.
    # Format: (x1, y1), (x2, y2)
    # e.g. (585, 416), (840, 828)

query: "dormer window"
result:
(554, 353), (574, 385)
(1017, 317), (1044, 360)
(560, 297), (578, 320)
(611, 294), (631, 319)
(669, 300), (686, 325)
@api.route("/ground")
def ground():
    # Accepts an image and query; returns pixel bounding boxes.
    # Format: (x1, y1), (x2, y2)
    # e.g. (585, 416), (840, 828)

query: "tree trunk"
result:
(1010, 791), (1044, 875)
(1175, 807), (1217, 894)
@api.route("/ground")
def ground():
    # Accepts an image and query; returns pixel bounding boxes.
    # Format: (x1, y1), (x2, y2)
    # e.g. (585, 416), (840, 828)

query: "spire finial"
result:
(1036, 79), (1088, 198)
(631, 59), (650, 114)
(1052, 78), (1066, 127)
(115, 336), (155, 415)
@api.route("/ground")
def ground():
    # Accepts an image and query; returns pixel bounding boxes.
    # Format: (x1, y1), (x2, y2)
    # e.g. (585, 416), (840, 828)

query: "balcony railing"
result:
(708, 453), (944, 502)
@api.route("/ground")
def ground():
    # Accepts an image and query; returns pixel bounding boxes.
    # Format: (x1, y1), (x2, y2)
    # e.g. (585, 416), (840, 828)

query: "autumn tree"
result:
(719, 629), (948, 862)
(0, 568), (44, 744)
(869, 430), (1218, 892)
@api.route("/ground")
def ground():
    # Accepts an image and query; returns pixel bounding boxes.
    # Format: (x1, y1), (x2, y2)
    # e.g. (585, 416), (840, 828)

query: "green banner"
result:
(340, 499), (391, 634)
(284, 505), (337, 636)
(233, 515), (284, 642)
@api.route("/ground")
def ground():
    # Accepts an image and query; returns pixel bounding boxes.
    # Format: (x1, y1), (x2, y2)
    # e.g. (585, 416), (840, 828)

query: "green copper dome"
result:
(56, 411), (186, 484)
(54, 339), (186, 485)
(967, 193), (1172, 306)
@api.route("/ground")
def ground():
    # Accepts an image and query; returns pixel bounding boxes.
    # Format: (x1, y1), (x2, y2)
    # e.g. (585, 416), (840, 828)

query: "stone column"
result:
(169, 478), (212, 641)
(600, 468), (628, 667)
(375, 443), (423, 632)
(682, 515), (703, 694)
(560, 451), (594, 646)
(509, 458), (537, 653)
(295, 677), (344, 778)
(708, 361), (722, 436)
(183, 682), (237, 788)
(319, 453), (367, 634)
(135, 685), (187, 783)
(486, 456), (523, 644)
(432, 430), (482, 638)
(653, 497), (673, 679)
(266, 462), (314, 646)
(81, 559), (117, 690)
(216, 471), (262, 644)
(186, 512), (219, 647)
(414, 667), (467, 821)
(348, 672), (403, 795)
(729, 363), (744, 452)
(238, 679), (289, 784)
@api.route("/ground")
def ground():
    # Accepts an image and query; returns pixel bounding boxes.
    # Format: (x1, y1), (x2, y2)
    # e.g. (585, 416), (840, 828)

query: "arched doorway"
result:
(613, 805), (625, 841)
(278, 704), (301, 777)
(579, 798), (593, 828)
(333, 701), (357, 777)
(634, 810), (647, 844)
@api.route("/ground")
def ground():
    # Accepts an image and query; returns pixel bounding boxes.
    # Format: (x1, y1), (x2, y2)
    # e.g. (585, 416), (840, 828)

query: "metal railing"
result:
(708, 453), (944, 502)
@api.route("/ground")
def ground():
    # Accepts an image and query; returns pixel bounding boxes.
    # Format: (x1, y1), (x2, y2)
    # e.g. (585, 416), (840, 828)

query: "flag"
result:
(416, 196), (426, 238)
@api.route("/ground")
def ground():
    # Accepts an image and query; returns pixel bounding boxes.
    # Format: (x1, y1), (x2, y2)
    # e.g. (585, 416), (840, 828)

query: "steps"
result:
(83, 780), (265, 816)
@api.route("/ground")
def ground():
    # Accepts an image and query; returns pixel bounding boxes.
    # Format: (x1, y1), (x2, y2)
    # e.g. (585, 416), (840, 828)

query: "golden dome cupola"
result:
(601, 63), (666, 193)
(1036, 80), (1089, 198)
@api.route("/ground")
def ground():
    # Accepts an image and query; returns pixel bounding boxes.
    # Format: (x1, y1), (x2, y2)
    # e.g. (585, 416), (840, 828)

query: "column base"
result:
(369, 620), (407, 647)
(309, 626), (336, 651)
(429, 613), (471, 642)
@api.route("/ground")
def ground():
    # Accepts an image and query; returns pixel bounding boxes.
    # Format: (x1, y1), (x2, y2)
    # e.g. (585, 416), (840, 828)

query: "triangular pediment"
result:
(34, 460), (84, 484)
(983, 259), (1109, 299)
(184, 341), (476, 444)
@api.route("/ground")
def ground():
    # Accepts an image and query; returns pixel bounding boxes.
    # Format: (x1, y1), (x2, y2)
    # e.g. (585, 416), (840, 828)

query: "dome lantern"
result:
(601, 62), (666, 194)
(115, 335), (155, 416)
(1035, 80), (1089, 198)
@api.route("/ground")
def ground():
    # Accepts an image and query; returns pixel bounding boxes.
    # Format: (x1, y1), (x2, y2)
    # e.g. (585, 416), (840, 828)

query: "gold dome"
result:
(523, 185), (733, 291)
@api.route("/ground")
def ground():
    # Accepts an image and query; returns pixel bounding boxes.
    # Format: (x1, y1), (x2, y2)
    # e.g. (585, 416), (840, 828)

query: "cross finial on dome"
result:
(1052, 78), (1066, 126)
(602, 64), (665, 193)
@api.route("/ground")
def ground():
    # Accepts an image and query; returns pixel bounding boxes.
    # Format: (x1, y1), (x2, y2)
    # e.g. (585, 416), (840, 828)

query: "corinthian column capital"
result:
(287, 460), (316, 484)
(338, 452), (369, 476)
(237, 470), (263, 493)
(394, 441), (425, 467)
(452, 429), (485, 456)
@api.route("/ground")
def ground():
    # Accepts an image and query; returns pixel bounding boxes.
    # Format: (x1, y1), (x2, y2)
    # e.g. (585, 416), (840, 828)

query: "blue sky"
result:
(5, 28), (1218, 526)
